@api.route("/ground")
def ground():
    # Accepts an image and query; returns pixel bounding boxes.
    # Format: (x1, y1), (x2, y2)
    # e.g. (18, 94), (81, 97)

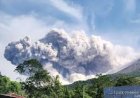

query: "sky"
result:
(0, 0), (140, 81)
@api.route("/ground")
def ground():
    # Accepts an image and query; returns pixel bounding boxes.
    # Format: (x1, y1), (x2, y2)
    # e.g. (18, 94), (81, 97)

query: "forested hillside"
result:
(0, 59), (140, 98)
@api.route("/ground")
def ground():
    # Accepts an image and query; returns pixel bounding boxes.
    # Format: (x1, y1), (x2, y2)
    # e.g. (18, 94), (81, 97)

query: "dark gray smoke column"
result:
(4, 29), (138, 83)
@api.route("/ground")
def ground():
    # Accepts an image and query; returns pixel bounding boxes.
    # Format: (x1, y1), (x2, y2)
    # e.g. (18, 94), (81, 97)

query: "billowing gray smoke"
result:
(4, 29), (139, 84)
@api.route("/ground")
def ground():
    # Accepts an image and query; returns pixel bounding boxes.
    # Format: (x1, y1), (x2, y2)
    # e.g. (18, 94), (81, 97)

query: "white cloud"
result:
(0, 14), (49, 42)
(0, 42), (26, 81)
(0, 13), (51, 81)
(49, 0), (83, 20)
(129, 14), (140, 23)
(123, 0), (136, 14)
(0, 12), (87, 82)
(4, 29), (140, 84)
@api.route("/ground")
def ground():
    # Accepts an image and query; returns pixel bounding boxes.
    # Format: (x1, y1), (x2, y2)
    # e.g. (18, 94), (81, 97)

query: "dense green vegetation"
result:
(0, 73), (23, 95)
(0, 59), (140, 98)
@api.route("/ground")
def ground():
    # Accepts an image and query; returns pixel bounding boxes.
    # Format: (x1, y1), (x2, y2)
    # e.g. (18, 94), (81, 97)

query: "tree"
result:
(0, 76), (10, 94)
(15, 59), (43, 76)
(115, 76), (138, 86)
(8, 81), (21, 93)
(0, 75), (22, 95)
(16, 59), (63, 98)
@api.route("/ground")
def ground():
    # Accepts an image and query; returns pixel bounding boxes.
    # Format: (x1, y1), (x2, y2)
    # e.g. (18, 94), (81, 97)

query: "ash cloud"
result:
(4, 29), (139, 84)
